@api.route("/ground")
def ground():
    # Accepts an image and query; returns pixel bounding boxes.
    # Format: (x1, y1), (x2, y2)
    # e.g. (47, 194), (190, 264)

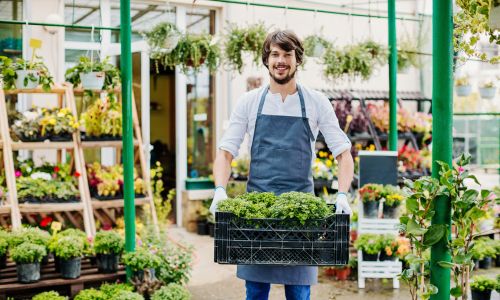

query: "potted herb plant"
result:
(32, 291), (68, 300)
(80, 96), (122, 140)
(164, 34), (221, 74)
(358, 183), (383, 218)
(144, 22), (181, 62)
(470, 276), (498, 300)
(65, 56), (120, 90)
(0, 231), (8, 268)
(94, 230), (124, 273)
(121, 246), (162, 280)
(472, 237), (496, 269)
(54, 235), (84, 278)
(224, 22), (267, 73)
(382, 185), (404, 218)
(10, 242), (47, 283)
(479, 80), (497, 99)
(74, 288), (105, 300)
(0, 56), (54, 91)
(110, 291), (145, 300)
(151, 283), (191, 300)
(455, 76), (472, 96)
(303, 34), (332, 58)
(354, 233), (382, 261)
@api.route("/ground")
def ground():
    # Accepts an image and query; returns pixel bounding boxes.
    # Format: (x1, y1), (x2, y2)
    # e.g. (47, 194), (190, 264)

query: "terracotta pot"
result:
(335, 267), (351, 281)
(324, 267), (336, 277)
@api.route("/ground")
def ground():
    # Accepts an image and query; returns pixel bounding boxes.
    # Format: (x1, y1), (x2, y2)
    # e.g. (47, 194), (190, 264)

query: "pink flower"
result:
(458, 166), (464, 173)
(15, 170), (22, 177)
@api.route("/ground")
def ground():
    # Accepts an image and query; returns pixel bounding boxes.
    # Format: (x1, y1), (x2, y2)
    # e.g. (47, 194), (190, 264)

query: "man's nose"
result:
(277, 55), (286, 63)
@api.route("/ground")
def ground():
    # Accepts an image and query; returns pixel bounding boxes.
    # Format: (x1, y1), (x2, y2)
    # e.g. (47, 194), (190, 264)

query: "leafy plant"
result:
(224, 22), (267, 73)
(152, 162), (172, 224)
(87, 162), (145, 197)
(121, 246), (162, 272)
(354, 233), (383, 255)
(397, 36), (421, 72)
(384, 185), (406, 207)
(455, 76), (470, 87)
(99, 283), (134, 298)
(54, 236), (84, 260)
(8, 227), (50, 249)
(156, 245), (193, 285)
(32, 291), (68, 300)
(10, 242), (47, 264)
(80, 95), (122, 138)
(16, 176), (79, 202)
(109, 291), (144, 300)
(471, 237), (497, 260)
(151, 283), (191, 300)
(144, 22), (180, 62)
(269, 192), (332, 225)
(303, 35), (332, 57)
(65, 56), (121, 90)
(470, 276), (498, 292)
(94, 230), (124, 255)
(49, 228), (91, 256)
(74, 288), (105, 300)
(358, 183), (384, 203)
(0, 236), (7, 257)
(0, 56), (54, 91)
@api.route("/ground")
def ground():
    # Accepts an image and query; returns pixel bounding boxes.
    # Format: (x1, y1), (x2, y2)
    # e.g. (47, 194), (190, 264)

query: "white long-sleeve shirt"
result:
(218, 84), (352, 160)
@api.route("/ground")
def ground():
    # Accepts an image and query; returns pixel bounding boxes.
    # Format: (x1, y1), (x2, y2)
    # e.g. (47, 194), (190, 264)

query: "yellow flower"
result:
(369, 144), (375, 151)
(328, 155), (333, 160)
(315, 158), (320, 163)
(326, 160), (332, 167)
(49, 118), (56, 125)
(231, 161), (238, 167)
(385, 247), (393, 256)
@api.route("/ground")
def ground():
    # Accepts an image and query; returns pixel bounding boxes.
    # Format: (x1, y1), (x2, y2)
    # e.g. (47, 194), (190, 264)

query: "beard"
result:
(269, 65), (296, 85)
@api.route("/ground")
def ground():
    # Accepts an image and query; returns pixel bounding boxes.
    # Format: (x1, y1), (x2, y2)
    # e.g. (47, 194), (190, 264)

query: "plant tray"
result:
(214, 212), (350, 266)
(185, 178), (214, 190)
(81, 133), (122, 141)
(18, 196), (80, 204)
(92, 193), (146, 201)
(16, 133), (73, 142)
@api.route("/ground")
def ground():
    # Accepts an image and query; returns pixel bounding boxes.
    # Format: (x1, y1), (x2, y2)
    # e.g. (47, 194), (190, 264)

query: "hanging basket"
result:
(311, 43), (326, 58)
(479, 87), (497, 99)
(80, 71), (105, 90)
(489, 3), (500, 30)
(163, 33), (180, 53)
(455, 85), (472, 97)
(15, 70), (39, 89)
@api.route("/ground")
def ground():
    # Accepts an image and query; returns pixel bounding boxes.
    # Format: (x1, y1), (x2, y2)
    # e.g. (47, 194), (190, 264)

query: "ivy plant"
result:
(0, 56), (54, 91)
(224, 22), (267, 73)
(65, 56), (121, 90)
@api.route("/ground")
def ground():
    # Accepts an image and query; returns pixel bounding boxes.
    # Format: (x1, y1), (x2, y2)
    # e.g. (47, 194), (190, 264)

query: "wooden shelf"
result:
(0, 205), (10, 215)
(81, 139), (139, 148)
(10, 141), (74, 150)
(18, 202), (83, 213)
(3, 87), (67, 95)
(91, 197), (151, 209)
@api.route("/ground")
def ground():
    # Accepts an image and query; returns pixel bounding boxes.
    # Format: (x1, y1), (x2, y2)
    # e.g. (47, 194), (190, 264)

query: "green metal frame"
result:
(0, 19), (119, 31)
(388, 0), (397, 151)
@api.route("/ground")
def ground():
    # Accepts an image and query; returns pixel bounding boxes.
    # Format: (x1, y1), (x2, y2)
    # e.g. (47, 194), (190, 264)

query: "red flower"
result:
(40, 216), (53, 227)
(54, 166), (60, 173)
(74, 171), (81, 178)
(102, 223), (112, 230)
(15, 170), (22, 177)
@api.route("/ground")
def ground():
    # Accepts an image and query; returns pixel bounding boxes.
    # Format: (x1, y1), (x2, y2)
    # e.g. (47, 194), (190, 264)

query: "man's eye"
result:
(271, 53), (278, 57)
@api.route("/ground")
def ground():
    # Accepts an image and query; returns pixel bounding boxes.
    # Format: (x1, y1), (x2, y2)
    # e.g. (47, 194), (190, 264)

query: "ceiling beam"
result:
(131, 4), (158, 22)
(73, 7), (98, 24)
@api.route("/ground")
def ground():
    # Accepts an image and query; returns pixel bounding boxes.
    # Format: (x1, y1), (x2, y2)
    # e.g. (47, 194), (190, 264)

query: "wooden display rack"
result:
(0, 86), (94, 235)
(0, 147), (10, 228)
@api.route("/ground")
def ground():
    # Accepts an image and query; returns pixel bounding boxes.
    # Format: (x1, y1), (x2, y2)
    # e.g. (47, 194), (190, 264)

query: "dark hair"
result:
(261, 30), (304, 69)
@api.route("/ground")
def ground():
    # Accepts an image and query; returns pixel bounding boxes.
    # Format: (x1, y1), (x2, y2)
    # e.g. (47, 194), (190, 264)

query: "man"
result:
(210, 30), (354, 300)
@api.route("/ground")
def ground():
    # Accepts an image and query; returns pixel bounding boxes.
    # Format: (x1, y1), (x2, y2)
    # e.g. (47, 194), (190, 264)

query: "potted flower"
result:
(110, 291), (144, 300)
(358, 183), (383, 218)
(10, 242), (47, 283)
(144, 22), (181, 63)
(472, 237), (496, 269)
(382, 185), (404, 218)
(479, 80), (497, 99)
(65, 56), (120, 90)
(455, 76), (472, 96)
(231, 155), (250, 181)
(54, 235), (84, 278)
(334, 263), (351, 281)
(121, 246), (162, 280)
(303, 34), (332, 58)
(32, 291), (68, 300)
(0, 56), (54, 91)
(94, 230), (124, 273)
(164, 34), (221, 74)
(470, 276), (498, 300)
(354, 233), (382, 261)
(378, 235), (411, 261)
(50, 228), (90, 272)
(312, 151), (337, 196)
(80, 96), (122, 140)
(224, 22), (267, 73)
(151, 283), (191, 300)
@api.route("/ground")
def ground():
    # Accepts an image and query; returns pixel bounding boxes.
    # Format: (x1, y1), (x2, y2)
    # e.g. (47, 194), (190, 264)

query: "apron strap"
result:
(257, 85), (269, 116)
(297, 85), (315, 141)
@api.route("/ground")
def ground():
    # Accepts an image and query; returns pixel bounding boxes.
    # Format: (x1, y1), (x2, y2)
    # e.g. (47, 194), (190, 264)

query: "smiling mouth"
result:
(274, 66), (289, 72)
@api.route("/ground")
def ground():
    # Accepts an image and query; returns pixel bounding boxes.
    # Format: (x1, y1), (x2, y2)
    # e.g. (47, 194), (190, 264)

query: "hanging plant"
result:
(360, 40), (389, 66)
(144, 22), (181, 62)
(303, 35), (333, 58)
(224, 22), (267, 73)
(398, 37), (421, 72)
(164, 34), (221, 74)
(65, 56), (120, 91)
(454, 0), (500, 63)
(0, 56), (53, 91)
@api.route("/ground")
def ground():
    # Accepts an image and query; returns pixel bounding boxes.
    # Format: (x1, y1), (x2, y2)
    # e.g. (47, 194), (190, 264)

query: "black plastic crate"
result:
(214, 212), (350, 266)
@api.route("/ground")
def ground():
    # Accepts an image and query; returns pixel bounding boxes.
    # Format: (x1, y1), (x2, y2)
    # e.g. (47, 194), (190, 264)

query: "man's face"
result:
(267, 44), (297, 85)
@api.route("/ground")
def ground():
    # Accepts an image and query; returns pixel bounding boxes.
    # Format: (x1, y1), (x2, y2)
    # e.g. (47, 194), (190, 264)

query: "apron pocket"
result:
(251, 147), (306, 181)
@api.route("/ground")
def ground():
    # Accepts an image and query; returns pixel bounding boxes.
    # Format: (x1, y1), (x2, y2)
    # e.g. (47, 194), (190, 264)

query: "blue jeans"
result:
(245, 280), (310, 300)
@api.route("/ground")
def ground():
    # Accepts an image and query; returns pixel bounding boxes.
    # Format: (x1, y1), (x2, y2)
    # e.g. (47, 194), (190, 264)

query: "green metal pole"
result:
(0, 19), (119, 31)
(430, 0), (453, 299)
(388, 0), (397, 151)
(120, 0), (135, 281)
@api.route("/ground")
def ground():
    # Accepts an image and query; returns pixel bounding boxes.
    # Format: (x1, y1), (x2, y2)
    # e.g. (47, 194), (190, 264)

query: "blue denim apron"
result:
(237, 84), (317, 285)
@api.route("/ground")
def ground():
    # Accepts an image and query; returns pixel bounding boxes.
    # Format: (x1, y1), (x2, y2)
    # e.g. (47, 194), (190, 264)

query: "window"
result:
(0, 0), (23, 58)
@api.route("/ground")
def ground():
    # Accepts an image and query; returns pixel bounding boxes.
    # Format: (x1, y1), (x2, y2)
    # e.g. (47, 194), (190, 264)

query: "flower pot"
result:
(471, 290), (492, 300)
(455, 85), (472, 97)
(60, 257), (82, 279)
(363, 201), (379, 219)
(15, 70), (39, 89)
(335, 267), (351, 281)
(362, 251), (378, 261)
(89, 255), (97, 266)
(79, 71), (105, 90)
(54, 255), (60, 272)
(49, 133), (73, 142)
(313, 178), (333, 196)
(324, 267), (336, 277)
(383, 205), (399, 219)
(96, 253), (119, 273)
(479, 87), (497, 99)
(208, 222), (215, 237)
(133, 268), (156, 281)
(81, 133), (122, 141)
(478, 257), (492, 269)
(16, 262), (41, 283)
(496, 255), (500, 267)
(163, 33), (180, 52)
(379, 252), (397, 261)
(41, 254), (49, 265)
(311, 43), (326, 57)
(197, 220), (209, 235)
(0, 254), (7, 268)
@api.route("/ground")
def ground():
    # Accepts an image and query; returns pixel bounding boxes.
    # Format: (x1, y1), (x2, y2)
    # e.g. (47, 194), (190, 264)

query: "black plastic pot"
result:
(16, 263), (41, 283)
(54, 255), (60, 272)
(478, 257), (492, 269)
(363, 251), (379, 261)
(89, 255), (97, 266)
(471, 290), (492, 300)
(81, 133), (122, 141)
(41, 254), (49, 265)
(49, 133), (72, 141)
(496, 255), (500, 267)
(383, 205), (399, 219)
(133, 268), (156, 281)
(313, 179), (333, 196)
(363, 201), (379, 219)
(208, 222), (215, 237)
(379, 252), (396, 261)
(197, 220), (209, 235)
(96, 253), (119, 273)
(0, 254), (6, 268)
(60, 257), (82, 279)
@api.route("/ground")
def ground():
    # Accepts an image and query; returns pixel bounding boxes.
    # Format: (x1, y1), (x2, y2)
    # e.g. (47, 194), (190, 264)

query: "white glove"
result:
(335, 193), (352, 215)
(209, 187), (228, 215)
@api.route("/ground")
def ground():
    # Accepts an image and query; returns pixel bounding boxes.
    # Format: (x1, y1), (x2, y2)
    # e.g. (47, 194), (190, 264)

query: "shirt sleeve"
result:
(316, 92), (352, 158)
(218, 94), (249, 158)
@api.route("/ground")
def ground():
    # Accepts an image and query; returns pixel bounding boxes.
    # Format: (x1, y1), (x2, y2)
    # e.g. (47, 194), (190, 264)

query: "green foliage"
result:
(383, 185), (406, 207)
(80, 95), (122, 138)
(99, 283), (134, 298)
(151, 162), (172, 224)
(54, 236), (84, 260)
(471, 237), (497, 260)
(121, 247), (162, 272)
(151, 283), (191, 300)
(156, 245), (193, 285)
(109, 291), (144, 300)
(397, 36), (421, 72)
(144, 22), (180, 61)
(217, 192), (276, 219)
(224, 22), (267, 73)
(303, 35), (333, 57)
(354, 233), (383, 255)
(10, 242), (47, 264)
(0, 232), (8, 257)
(8, 227), (50, 248)
(0, 56), (54, 91)
(16, 176), (79, 202)
(94, 230), (124, 255)
(470, 276), (498, 292)
(32, 291), (68, 300)
(74, 288), (106, 300)
(65, 56), (121, 90)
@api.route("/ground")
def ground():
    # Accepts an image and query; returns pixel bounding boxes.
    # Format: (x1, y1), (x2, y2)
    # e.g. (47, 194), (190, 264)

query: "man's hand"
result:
(210, 187), (228, 215)
(335, 193), (352, 215)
